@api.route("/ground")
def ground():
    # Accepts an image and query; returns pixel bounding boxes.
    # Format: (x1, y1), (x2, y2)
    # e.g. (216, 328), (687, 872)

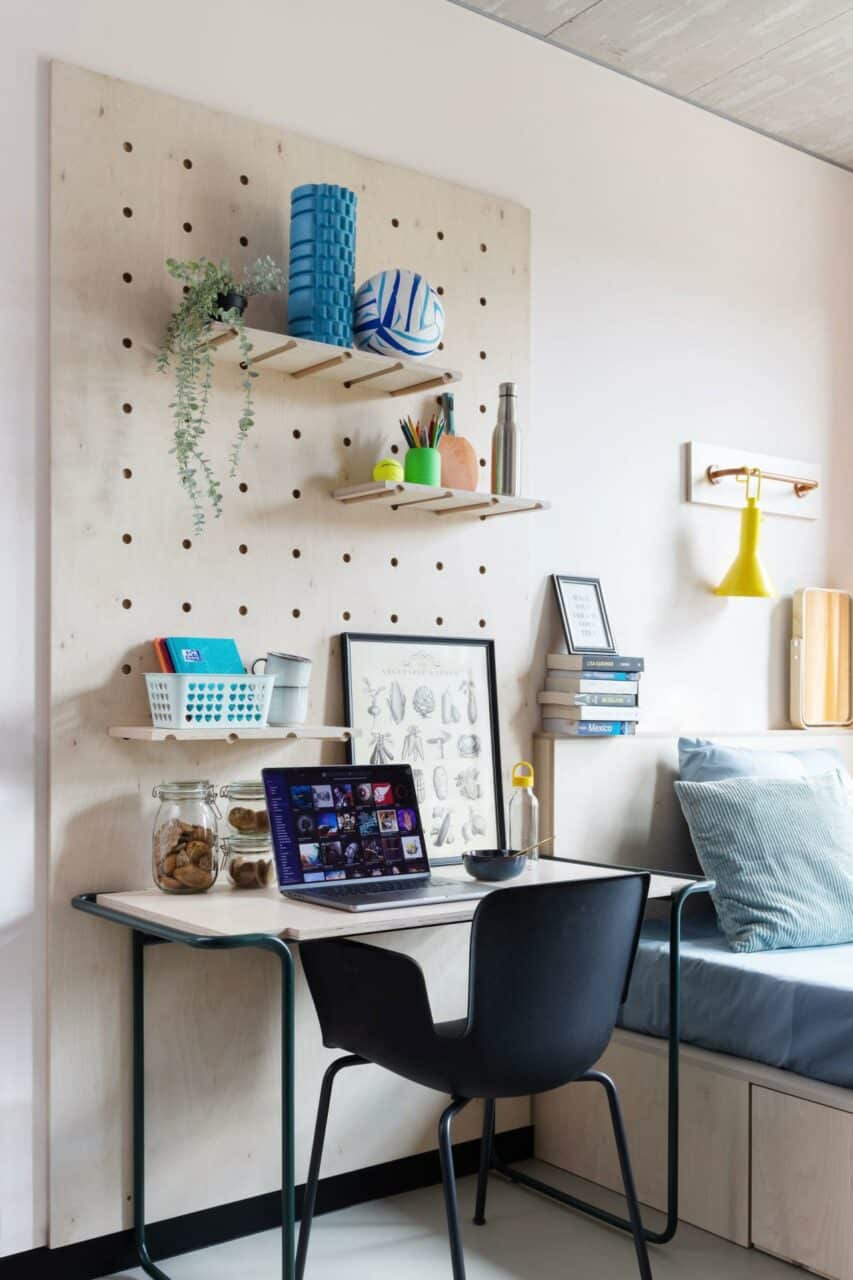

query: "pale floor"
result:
(100, 1161), (800, 1280)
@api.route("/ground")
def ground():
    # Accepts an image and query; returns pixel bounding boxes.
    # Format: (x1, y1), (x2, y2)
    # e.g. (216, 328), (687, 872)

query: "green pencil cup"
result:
(405, 447), (441, 486)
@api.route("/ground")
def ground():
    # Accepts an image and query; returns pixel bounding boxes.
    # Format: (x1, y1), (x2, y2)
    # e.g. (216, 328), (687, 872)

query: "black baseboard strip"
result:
(2, 1125), (533, 1280)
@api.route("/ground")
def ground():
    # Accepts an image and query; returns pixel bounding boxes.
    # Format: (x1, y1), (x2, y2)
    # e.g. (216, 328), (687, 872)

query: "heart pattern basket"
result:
(145, 674), (276, 729)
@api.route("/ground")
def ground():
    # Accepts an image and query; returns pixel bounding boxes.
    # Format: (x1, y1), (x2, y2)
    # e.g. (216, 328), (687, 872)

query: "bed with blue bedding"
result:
(621, 915), (853, 1089)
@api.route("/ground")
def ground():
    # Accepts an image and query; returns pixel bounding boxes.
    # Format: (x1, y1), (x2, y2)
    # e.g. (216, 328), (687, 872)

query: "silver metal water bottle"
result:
(491, 382), (522, 496)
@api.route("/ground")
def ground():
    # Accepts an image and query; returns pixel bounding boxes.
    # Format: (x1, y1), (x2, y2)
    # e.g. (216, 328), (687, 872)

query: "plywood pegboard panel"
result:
(49, 63), (531, 1245)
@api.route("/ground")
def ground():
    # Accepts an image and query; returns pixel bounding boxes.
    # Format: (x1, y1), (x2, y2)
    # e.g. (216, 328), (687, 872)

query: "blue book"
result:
(541, 717), (637, 737)
(165, 636), (245, 675)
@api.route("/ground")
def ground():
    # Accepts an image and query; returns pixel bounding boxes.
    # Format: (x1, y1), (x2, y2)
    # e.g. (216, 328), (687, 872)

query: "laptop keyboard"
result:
(290, 876), (459, 899)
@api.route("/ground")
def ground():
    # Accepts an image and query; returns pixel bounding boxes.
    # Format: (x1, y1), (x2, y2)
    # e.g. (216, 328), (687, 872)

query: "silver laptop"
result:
(262, 764), (490, 911)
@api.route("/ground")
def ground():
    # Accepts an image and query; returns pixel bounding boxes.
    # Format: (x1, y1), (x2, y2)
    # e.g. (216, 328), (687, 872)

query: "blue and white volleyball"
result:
(353, 269), (445, 358)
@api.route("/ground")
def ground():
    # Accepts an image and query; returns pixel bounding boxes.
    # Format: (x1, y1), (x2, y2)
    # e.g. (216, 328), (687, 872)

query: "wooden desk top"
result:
(92, 858), (705, 943)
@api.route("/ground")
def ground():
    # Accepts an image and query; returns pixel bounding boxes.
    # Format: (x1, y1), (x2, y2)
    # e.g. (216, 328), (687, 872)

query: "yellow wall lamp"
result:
(707, 465), (820, 599)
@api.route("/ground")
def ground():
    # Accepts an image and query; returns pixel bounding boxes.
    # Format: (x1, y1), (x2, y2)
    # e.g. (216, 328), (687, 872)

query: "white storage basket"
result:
(145, 674), (276, 729)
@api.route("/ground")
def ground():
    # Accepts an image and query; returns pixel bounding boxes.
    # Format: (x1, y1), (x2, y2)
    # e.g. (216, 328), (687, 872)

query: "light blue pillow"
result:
(678, 736), (847, 784)
(674, 771), (853, 953)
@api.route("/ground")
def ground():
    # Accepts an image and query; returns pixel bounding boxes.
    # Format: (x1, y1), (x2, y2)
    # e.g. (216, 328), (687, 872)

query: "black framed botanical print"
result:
(341, 633), (505, 861)
(551, 575), (616, 655)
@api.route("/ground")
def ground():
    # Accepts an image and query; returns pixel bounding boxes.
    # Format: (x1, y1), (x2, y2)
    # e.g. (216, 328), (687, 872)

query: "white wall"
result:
(3, 0), (852, 1254)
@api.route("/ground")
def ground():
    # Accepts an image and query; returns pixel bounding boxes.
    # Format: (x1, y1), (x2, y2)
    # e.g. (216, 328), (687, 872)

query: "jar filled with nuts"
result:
(222, 833), (275, 890)
(152, 781), (220, 894)
(220, 780), (270, 836)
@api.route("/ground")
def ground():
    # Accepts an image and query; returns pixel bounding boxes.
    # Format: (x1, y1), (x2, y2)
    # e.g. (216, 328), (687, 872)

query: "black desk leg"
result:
(132, 929), (296, 1280)
(488, 880), (708, 1246)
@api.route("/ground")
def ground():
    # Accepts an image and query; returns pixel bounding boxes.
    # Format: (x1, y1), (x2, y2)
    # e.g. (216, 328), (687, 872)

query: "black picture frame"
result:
(341, 632), (506, 861)
(551, 574), (616, 655)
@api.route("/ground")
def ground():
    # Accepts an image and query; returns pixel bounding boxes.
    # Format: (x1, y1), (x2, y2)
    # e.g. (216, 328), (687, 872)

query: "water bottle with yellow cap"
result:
(508, 761), (539, 857)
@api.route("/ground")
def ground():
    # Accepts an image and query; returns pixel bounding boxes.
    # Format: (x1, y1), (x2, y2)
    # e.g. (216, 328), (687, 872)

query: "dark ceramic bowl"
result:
(462, 849), (526, 882)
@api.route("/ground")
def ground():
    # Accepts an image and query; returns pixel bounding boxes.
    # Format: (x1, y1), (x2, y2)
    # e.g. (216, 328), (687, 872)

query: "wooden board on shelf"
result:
(207, 323), (462, 397)
(108, 724), (352, 741)
(332, 480), (547, 518)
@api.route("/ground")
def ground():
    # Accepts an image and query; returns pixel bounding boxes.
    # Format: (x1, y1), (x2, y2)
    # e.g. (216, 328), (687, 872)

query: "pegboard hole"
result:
(436, 230), (445, 241)
(390, 613), (399, 624)
(390, 557), (399, 568)
(436, 616), (444, 626)
(240, 173), (249, 185)
(239, 544), (248, 555)
(343, 436), (352, 447)
(183, 157), (192, 169)
(182, 602), (192, 613)
(479, 351), (487, 360)
(239, 605), (248, 616)
(292, 488), (302, 499)
(480, 242), (488, 253)
(436, 285), (444, 296)
(292, 608), (301, 619)
(390, 444), (399, 455)
(342, 552), (352, 563)
(121, 663), (132, 674)
(123, 141), (133, 153)
(391, 217), (400, 228)
(122, 598), (132, 610)
(479, 565), (487, 574)
(183, 222), (192, 233)
(122, 533), (132, 545)
(122, 206), (133, 218)
(182, 539), (192, 550)
(438, 342), (445, 351)
(122, 402), (132, 414)
(122, 272), (133, 284)
(480, 296), (487, 306)
(480, 458), (487, 468)
(293, 429), (301, 440)
(479, 404), (487, 414)
(239, 235), (248, 247)
(292, 548), (301, 559)
(342, 610), (351, 621)
(435, 561), (444, 571)
(122, 467), (133, 479)
(239, 482), (248, 493)
(122, 337), (132, 349)
(479, 619), (487, 628)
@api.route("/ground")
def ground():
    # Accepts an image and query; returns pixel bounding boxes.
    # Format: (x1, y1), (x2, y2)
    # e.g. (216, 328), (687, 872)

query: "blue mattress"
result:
(620, 917), (853, 1089)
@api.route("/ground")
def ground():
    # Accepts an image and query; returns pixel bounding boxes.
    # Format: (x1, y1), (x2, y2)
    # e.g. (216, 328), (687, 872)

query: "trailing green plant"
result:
(157, 255), (285, 533)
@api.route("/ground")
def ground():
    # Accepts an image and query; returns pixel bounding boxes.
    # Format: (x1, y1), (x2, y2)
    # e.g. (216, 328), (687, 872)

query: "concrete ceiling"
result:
(453, 1), (853, 170)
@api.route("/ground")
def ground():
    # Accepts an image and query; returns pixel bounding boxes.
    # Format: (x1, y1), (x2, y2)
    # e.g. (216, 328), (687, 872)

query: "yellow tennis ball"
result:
(373, 458), (404, 482)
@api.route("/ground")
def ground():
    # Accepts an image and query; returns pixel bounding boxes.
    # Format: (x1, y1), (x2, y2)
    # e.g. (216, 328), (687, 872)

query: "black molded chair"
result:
(298, 874), (651, 1280)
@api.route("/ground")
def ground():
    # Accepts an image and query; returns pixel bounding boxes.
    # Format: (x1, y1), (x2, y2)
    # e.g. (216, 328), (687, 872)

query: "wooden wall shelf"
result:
(108, 725), (353, 743)
(206, 324), (462, 398)
(332, 480), (548, 519)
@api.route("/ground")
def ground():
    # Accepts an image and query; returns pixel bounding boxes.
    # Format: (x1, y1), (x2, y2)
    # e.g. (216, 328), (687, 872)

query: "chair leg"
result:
(583, 1070), (653, 1280)
(438, 1096), (470, 1280)
(296, 1055), (366, 1280)
(473, 1098), (495, 1226)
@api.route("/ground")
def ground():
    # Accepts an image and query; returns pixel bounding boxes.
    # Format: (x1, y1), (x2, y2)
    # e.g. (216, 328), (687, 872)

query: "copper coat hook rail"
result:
(706, 464), (819, 500)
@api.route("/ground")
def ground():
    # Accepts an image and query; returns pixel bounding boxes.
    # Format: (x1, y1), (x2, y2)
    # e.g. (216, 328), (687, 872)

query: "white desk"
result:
(73, 858), (712, 1280)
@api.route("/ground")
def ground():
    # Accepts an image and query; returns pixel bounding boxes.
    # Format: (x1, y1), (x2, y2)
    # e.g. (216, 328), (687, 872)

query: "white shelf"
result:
(332, 480), (548, 519)
(108, 724), (353, 743)
(205, 324), (461, 398)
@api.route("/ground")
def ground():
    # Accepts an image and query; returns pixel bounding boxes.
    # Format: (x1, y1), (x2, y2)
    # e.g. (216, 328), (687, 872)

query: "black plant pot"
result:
(214, 290), (248, 318)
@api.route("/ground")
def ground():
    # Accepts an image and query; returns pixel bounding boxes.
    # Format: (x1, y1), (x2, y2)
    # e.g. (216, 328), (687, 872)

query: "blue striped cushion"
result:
(675, 771), (853, 952)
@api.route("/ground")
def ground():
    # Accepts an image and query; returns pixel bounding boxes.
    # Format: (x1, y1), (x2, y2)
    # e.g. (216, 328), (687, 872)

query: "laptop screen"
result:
(263, 765), (431, 886)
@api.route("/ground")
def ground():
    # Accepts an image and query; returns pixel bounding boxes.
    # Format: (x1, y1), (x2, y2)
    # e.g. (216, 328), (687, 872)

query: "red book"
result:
(153, 638), (175, 673)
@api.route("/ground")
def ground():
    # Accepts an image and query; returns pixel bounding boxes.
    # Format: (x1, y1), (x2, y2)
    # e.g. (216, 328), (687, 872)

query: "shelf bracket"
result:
(250, 340), (299, 366)
(389, 372), (456, 398)
(343, 363), (404, 389)
(290, 352), (353, 380)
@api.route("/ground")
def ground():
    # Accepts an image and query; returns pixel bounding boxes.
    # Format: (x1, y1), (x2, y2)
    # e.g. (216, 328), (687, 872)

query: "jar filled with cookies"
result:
(152, 780), (220, 894)
(220, 780), (269, 836)
(222, 832), (275, 890)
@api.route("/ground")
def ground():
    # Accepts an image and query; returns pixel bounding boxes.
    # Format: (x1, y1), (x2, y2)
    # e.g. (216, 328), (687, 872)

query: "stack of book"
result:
(538, 653), (644, 737)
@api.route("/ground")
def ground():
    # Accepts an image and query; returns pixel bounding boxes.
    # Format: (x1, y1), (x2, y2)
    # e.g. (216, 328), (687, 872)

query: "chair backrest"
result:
(465, 873), (649, 1097)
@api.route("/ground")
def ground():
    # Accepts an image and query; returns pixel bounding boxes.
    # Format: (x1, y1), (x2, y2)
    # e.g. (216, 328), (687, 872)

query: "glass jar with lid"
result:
(152, 780), (220, 894)
(222, 832), (275, 890)
(220, 780), (269, 836)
